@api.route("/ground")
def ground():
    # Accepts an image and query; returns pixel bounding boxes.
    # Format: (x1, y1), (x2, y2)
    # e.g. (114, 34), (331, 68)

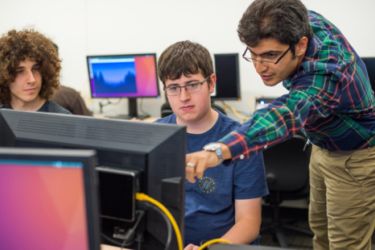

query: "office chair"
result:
(261, 135), (313, 247)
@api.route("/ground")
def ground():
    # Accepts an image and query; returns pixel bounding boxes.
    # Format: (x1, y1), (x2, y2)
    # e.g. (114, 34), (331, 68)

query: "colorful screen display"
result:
(87, 54), (159, 98)
(0, 160), (89, 250)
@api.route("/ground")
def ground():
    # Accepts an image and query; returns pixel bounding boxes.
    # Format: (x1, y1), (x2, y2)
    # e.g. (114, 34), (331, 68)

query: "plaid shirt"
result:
(220, 11), (375, 160)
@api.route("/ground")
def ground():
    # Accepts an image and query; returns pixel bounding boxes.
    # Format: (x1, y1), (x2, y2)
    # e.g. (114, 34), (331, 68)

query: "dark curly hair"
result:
(158, 40), (214, 85)
(238, 0), (312, 54)
(0, 29), (61, 105)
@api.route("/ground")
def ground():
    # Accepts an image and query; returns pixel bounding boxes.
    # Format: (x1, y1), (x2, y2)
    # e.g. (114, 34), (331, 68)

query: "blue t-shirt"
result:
(157, 112), (269, 245)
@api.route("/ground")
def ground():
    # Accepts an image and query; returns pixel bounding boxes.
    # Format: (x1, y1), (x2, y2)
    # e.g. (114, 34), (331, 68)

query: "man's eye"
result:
(262, 53), (279, 59)
(168, 86), (179, 91)
(32, 65), (41, 71)
(187, 83), (199, 89)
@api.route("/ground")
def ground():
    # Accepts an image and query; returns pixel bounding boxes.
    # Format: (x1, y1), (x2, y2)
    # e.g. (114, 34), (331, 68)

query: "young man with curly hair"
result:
(0, 29), (69, 113)
(186, 0), (375, 249)
(157, 41), (268, 249)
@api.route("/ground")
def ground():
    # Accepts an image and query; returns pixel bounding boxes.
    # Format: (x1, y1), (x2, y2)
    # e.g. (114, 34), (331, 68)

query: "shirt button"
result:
(240, 154), (245, 160)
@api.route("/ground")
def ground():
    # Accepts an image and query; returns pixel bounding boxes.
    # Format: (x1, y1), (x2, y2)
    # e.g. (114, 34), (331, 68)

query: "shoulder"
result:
(155, 114), (176, 124)
(216, 112), (241, 132)
(43, 101), (71, 114)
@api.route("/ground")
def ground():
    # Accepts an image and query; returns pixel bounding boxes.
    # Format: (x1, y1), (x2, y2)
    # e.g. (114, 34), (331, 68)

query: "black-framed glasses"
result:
(164, 77), (209, 96)
(242, 46), (291, 65)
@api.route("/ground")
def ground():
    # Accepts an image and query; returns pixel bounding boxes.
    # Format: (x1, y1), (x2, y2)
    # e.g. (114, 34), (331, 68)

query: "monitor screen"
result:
(212, 53), (241, 100)
(361, 57), (375, 94)
(87, 53), (159, 98)
(0, 109), (185, 249)
(0, 147), (100, 250)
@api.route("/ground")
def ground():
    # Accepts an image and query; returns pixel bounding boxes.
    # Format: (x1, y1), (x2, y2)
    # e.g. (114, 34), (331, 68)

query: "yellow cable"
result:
(198, 238), (231, 250)
(135, 192), (184, 250)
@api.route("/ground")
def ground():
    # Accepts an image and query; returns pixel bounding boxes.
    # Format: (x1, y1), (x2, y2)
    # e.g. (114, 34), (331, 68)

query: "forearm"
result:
(220, 218), (260, 244)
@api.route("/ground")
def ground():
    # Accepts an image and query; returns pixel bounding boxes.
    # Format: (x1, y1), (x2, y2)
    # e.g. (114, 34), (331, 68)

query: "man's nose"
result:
(179, 86), (191, 101)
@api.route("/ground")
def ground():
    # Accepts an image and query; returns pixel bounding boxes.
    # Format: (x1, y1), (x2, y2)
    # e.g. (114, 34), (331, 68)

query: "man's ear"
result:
(209, 73), (217, 94)
(295, 36), (308, 57)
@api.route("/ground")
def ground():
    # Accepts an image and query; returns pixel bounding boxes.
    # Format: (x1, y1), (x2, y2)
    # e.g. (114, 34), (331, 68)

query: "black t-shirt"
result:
(2, 100), (70, 114)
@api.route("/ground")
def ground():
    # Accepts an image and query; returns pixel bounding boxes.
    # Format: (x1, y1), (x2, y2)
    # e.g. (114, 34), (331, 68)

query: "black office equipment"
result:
(87, 53), (160, 119)
(0, 109), (185, 250)
(0, 147), (100, 250)
(361, 57), (375, 94)
(261, 135), (312, 247)
(212, 53), (241, 100)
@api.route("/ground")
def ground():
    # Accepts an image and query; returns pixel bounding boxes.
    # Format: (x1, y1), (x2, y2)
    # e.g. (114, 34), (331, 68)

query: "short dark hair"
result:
(238, 0), (312, 51)
(158, 40), (213, 85)
(0, 29), (61, 105)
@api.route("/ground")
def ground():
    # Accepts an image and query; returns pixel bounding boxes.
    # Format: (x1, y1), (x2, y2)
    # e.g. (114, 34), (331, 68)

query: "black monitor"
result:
(361, 57), (375, 94)
(212, 53), (241, 100)
(86, 53), (160, 119)
(0, 109), (185, 250)
(0, 147), (100, 250)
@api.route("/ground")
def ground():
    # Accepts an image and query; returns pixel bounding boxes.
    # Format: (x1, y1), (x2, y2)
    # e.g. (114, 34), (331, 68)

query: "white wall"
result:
(1, 0), (375, 117)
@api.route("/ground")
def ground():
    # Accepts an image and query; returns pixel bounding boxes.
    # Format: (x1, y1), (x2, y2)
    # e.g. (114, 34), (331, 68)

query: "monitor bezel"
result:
(0, 147), (101, 250)
(361, 57), (375, 94)
(86, 53), (160, 99)
(212, 53), (241, 101)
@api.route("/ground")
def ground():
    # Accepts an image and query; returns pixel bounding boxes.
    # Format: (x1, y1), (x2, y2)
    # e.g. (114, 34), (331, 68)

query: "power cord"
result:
(198, 238), (231, 250)
(101, 210), (145, 249)
(136, 192), (184, 250)
(140, 202), (173, 250)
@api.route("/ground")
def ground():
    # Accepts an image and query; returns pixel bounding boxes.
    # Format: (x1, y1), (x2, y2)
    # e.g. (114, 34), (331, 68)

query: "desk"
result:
(209, 245), (295, 250)
(101, 244), (130, 250)
(101, 244), (293, 250)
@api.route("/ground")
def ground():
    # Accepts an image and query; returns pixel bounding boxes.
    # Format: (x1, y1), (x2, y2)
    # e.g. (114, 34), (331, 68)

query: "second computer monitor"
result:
(212, 53), (241, 100)
(362, 57), (375, 94)
(86, 53), (160, 118)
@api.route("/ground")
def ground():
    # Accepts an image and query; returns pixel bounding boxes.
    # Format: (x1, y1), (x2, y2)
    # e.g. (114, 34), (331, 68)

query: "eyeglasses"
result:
(164, 77), (209, 96)
(242, 46), (291, 65)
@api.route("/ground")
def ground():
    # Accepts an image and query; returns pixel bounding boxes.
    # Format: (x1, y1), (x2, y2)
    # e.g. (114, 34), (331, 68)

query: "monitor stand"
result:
(105, 98), (150, 120)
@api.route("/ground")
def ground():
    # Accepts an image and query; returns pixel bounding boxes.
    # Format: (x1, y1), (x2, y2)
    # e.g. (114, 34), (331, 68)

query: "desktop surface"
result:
(209, 244), (295, 250)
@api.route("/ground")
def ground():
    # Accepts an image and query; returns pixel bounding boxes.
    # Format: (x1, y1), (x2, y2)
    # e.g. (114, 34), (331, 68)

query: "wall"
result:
(1, 0), (375, 118)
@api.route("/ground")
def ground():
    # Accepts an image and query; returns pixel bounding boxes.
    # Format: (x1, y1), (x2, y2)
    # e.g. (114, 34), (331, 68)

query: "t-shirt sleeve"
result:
(233, 151), (269, 199)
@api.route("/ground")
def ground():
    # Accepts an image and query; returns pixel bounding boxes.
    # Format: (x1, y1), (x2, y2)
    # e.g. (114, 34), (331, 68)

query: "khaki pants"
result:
(309, 145), (375, 250)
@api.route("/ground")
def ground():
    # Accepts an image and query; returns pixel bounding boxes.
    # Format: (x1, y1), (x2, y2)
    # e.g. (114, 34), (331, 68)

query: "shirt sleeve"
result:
(234, 152), (269, 199)
(219, 73), (341, 160)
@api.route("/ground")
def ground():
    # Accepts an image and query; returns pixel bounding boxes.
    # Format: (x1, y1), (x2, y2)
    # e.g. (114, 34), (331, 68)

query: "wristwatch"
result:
(203, 143), (224, 163)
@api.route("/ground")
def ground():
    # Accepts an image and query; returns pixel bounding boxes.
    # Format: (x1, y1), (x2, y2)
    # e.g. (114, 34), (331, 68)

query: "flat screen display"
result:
(212, 53), (241, 100)
(87, 53), (159, 98)
(362, 57), (375, 93)
(0, 148), (100, 250)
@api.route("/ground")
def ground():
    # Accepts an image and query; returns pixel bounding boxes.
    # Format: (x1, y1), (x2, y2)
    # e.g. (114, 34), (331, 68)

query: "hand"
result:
(185, 150), (222, 183)
(184, 243), (199, 250)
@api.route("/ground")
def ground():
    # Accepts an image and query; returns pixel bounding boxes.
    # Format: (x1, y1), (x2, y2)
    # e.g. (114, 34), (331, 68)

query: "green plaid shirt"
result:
(220, 11), (375, 160)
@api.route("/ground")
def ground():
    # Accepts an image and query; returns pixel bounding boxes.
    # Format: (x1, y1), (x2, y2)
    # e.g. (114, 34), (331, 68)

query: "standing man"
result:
(0, 29), (69, 114)
(157, 41), (268, 249)
(186, 0), (375, 249)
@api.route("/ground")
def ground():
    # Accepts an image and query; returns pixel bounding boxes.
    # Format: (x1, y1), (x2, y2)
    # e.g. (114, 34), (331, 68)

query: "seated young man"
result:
(156, 40), (268, 249)
(0, 29), (69, 114)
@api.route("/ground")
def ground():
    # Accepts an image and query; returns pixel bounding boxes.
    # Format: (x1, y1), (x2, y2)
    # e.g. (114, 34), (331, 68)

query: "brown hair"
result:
(0, 29), (61, 105)
(238, 0), (312, 54)
(158, 40), (214, 85)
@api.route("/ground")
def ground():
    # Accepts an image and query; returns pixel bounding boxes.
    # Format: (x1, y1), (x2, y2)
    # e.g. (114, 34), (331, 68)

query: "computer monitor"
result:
(212, 53), (241, 100)
(0, 147), (100, 250)
(0, 109), (185, 249)
(86, 53), (160, 118)
(361, 57), (375, 94)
